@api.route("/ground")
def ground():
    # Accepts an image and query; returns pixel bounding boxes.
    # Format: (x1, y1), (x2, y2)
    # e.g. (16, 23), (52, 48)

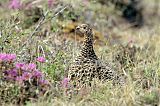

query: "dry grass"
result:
(1, 0), (160, 106)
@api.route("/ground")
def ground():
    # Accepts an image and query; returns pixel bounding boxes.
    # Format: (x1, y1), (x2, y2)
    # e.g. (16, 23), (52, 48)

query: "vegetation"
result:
(0, 0), (160, 105)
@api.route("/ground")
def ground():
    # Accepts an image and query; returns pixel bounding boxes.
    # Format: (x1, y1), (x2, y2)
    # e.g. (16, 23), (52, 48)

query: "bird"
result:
(68, 24), (123, 86)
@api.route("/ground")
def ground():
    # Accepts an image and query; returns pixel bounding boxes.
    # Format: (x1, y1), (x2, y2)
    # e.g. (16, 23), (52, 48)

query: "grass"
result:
(1, 0), (160, 105)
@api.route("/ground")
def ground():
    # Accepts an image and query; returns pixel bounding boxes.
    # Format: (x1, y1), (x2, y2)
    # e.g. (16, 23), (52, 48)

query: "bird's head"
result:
(75, 24), (93, 37)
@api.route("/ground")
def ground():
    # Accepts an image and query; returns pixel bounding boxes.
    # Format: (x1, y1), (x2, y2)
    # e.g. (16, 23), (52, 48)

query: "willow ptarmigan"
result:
(68, 24), (123, 85)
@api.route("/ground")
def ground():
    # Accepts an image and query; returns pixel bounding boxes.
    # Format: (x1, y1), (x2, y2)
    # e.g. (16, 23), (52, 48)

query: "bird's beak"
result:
(75, 26), (83, 36)
(76, 26), (80, 30)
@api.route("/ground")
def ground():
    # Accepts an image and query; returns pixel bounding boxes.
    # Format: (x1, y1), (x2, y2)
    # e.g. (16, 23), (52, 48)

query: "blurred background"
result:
(0, 0), (160, 47)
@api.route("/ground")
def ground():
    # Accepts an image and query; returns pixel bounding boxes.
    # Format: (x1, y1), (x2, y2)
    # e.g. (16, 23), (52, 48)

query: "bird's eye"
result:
(83, 27), (86, 29)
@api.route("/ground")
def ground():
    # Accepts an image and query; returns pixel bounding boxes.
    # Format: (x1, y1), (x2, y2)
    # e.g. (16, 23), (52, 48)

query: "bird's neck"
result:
(80, 33), (97, 59)
(83, 34), (93, 47)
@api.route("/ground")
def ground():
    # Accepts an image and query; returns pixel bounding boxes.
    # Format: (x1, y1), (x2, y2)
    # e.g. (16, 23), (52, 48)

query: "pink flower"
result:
(6, 54), (16, 61)
(37, 57), (46, 63)
(0, 53), (16, 62)
(33, 70), (43, 78)
(4, 69), (17, 80)
(28, 63), (36, 70)
(15, 62), (25, 69)
(61, 77), (70, 88)
(20, 63), (36, 71)
(8, 69), (18, 77)
(21, 64), (28, 71)
(0, 53), (7, 61)
(48, 0), (55, 8)
(9, 0), (21, 9)
(39, 79), (49, 85)
(22, 72), (32, 81)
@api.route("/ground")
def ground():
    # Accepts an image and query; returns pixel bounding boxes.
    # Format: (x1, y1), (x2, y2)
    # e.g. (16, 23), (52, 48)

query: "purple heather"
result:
(27, 63), (36, 70)
(15, 62), (25, 69)
(0, 53), (7, 61)
(61, 77), (70, 88)
(22, 72), (32, 81)
(8, 69), (18, 77)
(48, 0), (55, 8)
(9, 0), (21, 9)
(37, 57), (46, 63)
(6, 54), (16, 61)
(33, 70), (43, 78)
(4, 69), (17, 80)
(39, 79), (49, 85)
(0, 53), (16, 62)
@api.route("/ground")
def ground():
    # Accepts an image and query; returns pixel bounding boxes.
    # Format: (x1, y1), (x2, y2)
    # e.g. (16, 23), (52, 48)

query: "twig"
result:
(21, 10), (49, 48)
(51, 5), (69, 20)
(21, 5), (69, 48)
(31, 11), (49, 39)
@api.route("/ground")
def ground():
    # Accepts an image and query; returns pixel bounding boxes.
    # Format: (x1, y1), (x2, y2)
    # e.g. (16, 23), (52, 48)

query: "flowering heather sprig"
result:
(0, 53), (7, 61)
(1, 53), (49, 85)
(37, 56), (46, 63)
(4, 69), (18, 80)
(48, 0), (55, 8)
(4, 62), (49, 87)
(27, 63), (37, 70)
(6, 54), (16, 61)
(61, 77), (70, 88)
(19, 63), (36, 71)
(39, 79), (49, 86)
(15, 62), (25, 69)
(9, 0), (21, 9)
(1, 53), (50, 103)
(7, 68), (18, 77)
(0, 53), (16, 62)
(33, 70), (43, 78)
(22, 72), (32, 81)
